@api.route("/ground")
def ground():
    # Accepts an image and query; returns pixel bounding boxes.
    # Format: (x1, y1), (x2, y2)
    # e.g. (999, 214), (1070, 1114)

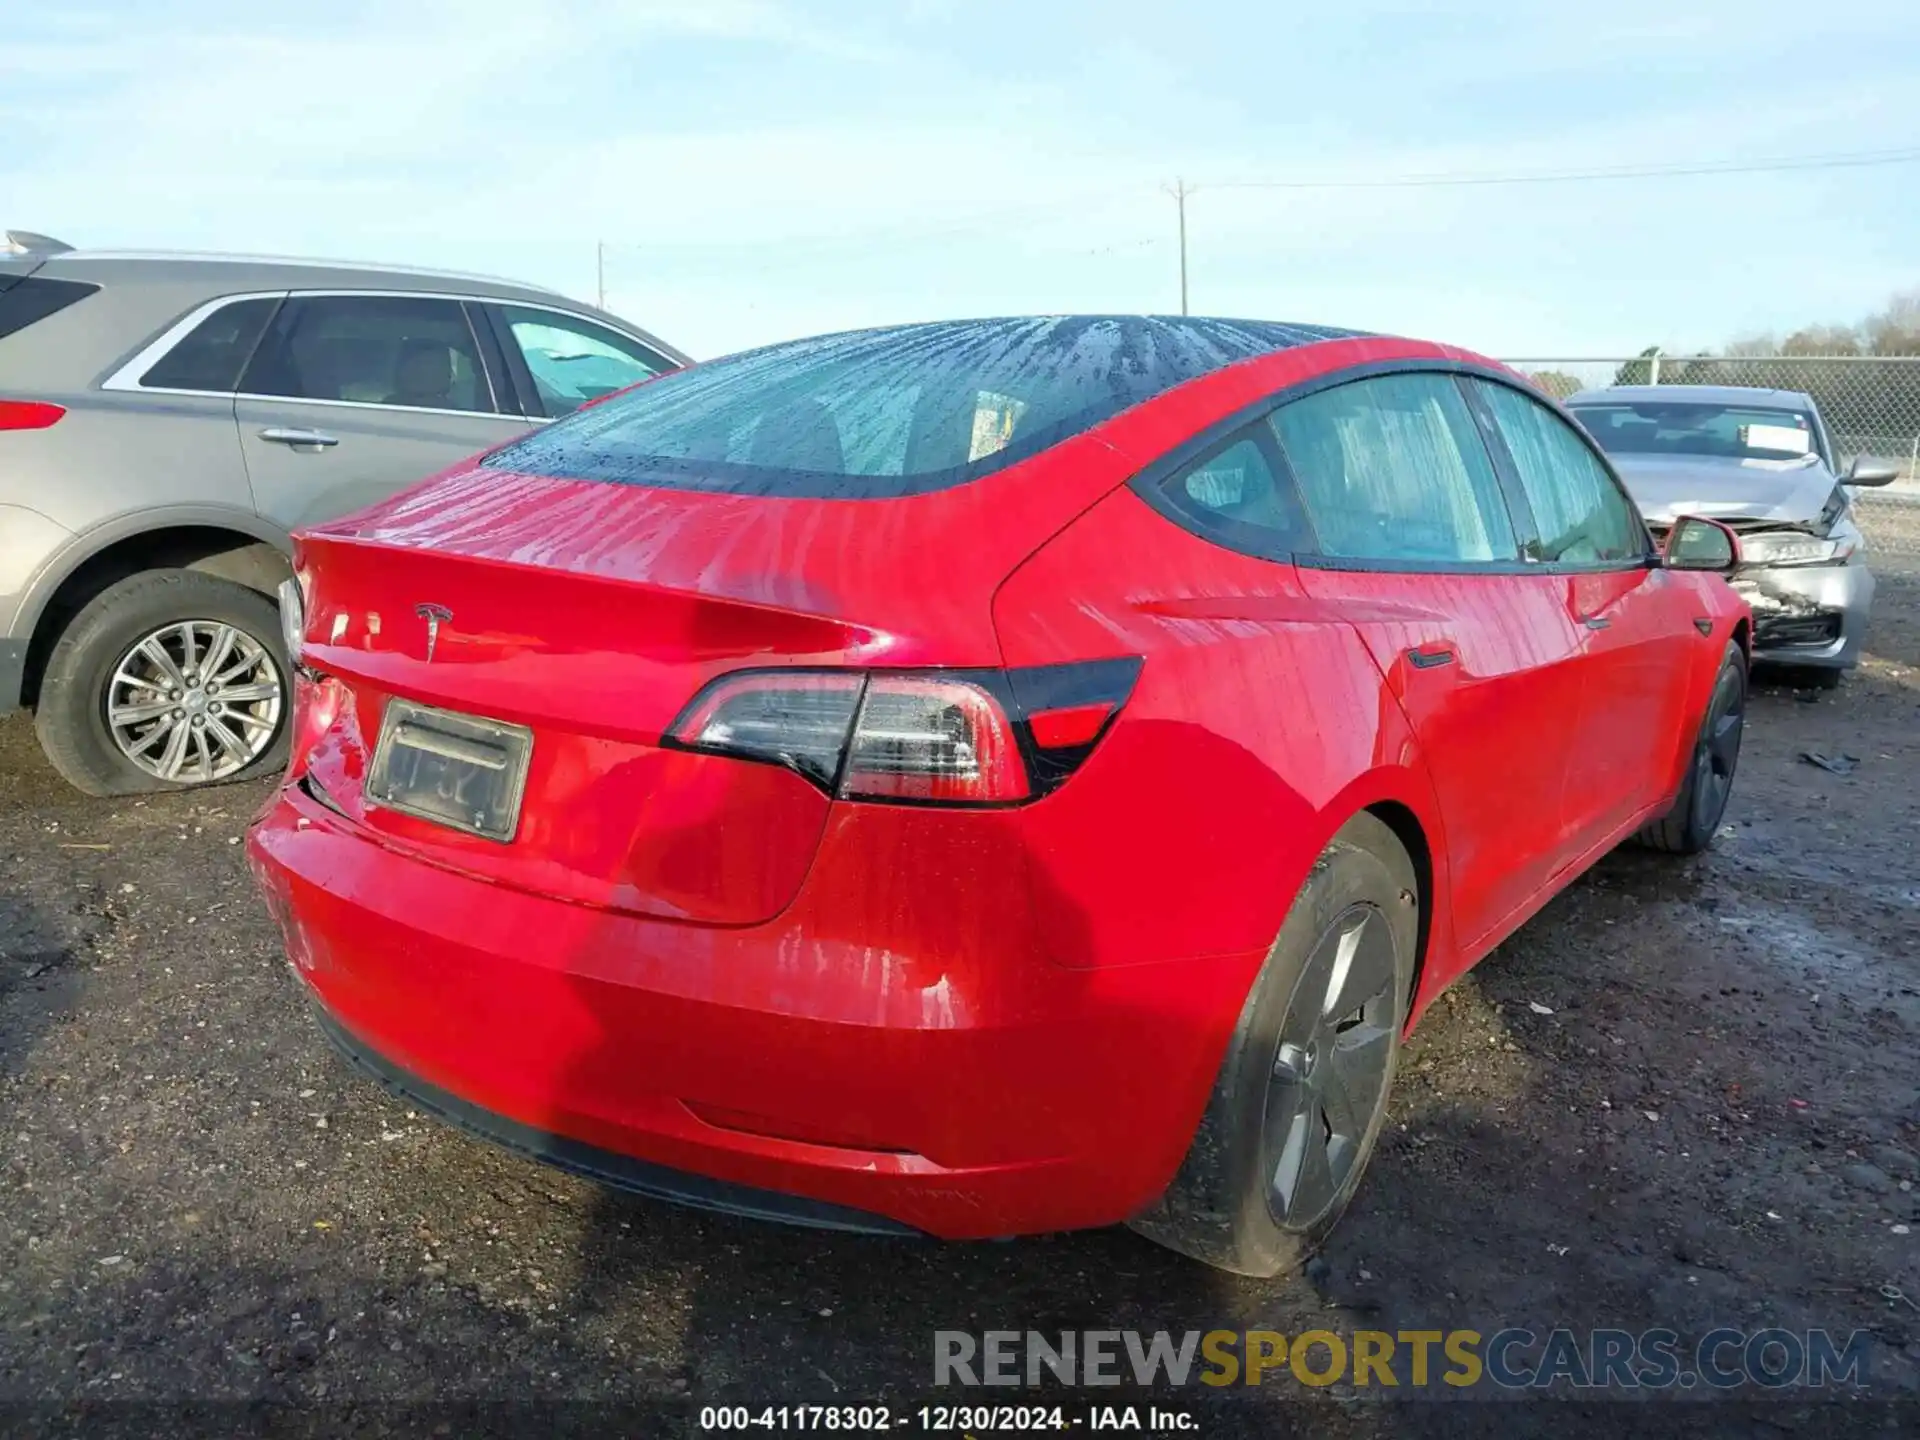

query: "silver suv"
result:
(0, 232), (688, 794)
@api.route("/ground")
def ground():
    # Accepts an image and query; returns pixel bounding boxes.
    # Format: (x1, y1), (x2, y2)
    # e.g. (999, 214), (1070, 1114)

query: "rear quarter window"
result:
(1140, 426), (1316, 558)
(140, 297), (279, 392)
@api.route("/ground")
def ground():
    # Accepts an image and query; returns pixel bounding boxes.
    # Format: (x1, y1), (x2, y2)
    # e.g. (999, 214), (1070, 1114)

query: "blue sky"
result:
(5, 0), (1918, 360)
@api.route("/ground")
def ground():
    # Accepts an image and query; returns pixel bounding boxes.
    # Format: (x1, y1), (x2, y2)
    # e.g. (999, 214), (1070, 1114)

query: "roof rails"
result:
(4, 231), (75, 256)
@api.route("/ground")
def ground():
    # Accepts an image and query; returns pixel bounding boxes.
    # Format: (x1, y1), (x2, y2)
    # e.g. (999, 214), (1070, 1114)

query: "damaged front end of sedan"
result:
(1646, 483), (1874, 675)
(1716, 484), (1870, 658)
(1566, 387), (1888, 681)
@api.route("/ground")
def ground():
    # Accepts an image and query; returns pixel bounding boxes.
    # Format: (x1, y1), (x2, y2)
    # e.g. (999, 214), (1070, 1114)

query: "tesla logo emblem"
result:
(414, 603), (452, 662)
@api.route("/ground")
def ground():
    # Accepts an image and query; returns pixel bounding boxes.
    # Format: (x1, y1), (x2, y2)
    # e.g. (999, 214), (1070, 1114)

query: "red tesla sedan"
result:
(249, 317), (1749, 1274)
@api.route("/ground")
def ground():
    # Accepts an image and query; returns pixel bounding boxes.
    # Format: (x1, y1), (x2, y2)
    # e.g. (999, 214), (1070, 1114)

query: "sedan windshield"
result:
(1570, 402), (1819, 463)
(482, 316), (1356, 498)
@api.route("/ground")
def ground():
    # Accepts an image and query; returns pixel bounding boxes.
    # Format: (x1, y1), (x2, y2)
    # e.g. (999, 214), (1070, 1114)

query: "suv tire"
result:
(34, 569), (291, 796)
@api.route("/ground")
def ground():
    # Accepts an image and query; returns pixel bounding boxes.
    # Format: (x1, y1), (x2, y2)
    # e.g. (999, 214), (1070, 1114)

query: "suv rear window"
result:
(482, 316), (1358, 498)
(0, 277), (101, 342)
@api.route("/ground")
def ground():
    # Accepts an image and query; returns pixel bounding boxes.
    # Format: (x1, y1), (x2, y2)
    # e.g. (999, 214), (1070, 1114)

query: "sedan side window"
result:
(499, 306), (670, 417)
(240, 296), (494, 414)
(1268, 372), (1519, 564)
(1472, 381), (1646, 564)
(1148, 428), (1315, 556)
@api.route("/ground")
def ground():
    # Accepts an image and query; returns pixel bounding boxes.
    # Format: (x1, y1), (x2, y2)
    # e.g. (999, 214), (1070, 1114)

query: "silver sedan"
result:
(1567, 384), (1899, 686)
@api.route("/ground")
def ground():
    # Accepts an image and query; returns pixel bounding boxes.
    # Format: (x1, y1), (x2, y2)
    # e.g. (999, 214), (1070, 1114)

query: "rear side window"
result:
(140, 297), (278, 392)
(498, 305), (670, 417)
(1474, 381), (1646, 564)
(482, 316), (1360, 498)
(0, 277), (100, 342)
(1270, 372), (1519, 564)
(1148, 428), (1315, 556)
(241, 295), (494, 413)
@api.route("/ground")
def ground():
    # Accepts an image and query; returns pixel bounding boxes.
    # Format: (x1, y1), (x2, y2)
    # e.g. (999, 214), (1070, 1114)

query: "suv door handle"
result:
(1407, 645), (1456, 669)
(258, 427), (339, 450)
(1580, 615), (1612, 631)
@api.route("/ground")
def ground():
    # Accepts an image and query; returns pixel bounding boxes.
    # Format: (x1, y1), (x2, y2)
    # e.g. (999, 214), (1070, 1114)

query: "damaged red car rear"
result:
(249, 317), (1750, 1274)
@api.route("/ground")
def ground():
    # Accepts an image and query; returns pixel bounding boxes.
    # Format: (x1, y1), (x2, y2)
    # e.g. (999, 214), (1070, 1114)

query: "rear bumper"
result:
(247, 785), (1260, 1239)
(311, 1003), (919, 1236)
(1731, 560), (1873, 670)
(0, 638), (23, 715)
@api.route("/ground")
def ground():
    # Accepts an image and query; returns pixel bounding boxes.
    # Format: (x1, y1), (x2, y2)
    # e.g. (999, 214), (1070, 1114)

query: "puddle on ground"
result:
(1710, 896), (1917, 1011)
(1716, 818), (1920, 910)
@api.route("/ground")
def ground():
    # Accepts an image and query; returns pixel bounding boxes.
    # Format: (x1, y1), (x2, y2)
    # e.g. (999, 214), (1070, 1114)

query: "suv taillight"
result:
(666, 660), (1140, 806)
(0, 399), (64, 431)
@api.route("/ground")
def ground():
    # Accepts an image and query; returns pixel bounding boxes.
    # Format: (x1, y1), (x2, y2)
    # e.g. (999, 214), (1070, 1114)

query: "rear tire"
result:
(1632, 641), (1746, 855)
(1129, 812), (1417, 1277)
(34, 569), (291, 797)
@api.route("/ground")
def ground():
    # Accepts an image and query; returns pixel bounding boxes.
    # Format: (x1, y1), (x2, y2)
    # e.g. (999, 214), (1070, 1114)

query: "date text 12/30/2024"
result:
(698, 1406), (1196, 1432)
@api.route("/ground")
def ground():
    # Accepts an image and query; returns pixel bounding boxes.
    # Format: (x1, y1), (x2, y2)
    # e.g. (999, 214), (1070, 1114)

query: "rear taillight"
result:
(1004, 657), (1144, 793)
(841, 675), (1028, 804)
(669, 671), (865, 788)
(666, 659), (1140, 807)
(0, 399), (64, 431)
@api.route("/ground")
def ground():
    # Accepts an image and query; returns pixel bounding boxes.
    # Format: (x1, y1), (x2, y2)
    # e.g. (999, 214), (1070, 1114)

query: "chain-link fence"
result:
(1859, 493), (1920, 560)
(1505, 355), (1920, 476)
(1504, 355), (1920, 555)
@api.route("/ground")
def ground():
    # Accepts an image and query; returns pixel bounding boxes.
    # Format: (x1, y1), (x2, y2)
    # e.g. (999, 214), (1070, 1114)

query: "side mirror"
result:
(1844, 455), (1901, 487)
(1664, 515), (1741, 572)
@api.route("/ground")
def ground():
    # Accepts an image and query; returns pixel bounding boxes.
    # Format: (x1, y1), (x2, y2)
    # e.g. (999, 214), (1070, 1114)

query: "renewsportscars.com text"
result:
(934, 1328), (1872, 1391)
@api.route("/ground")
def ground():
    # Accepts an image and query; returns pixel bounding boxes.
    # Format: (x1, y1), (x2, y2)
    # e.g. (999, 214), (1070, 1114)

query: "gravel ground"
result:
(4, 513), (1919, 1439)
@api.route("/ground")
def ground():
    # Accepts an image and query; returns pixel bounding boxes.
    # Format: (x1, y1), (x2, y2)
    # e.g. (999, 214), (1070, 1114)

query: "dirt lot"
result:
(4, 510), (1919, 1439)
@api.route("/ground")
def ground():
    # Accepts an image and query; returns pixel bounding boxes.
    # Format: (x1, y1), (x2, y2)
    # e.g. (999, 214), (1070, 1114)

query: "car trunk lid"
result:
(290, 452), (1121, 924)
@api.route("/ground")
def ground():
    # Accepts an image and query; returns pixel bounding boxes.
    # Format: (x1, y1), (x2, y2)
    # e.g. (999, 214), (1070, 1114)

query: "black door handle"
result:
(1580, 615), (1612, 631)
(1407, 646), (1455, 669)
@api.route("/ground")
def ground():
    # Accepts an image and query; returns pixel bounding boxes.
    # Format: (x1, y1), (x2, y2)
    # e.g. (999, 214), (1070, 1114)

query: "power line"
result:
(594, 143), (1920, 314)
(592, 145), (1920, 286)
(1164, 144), (1920, 314)
(1210, 145), (1920, 192)
(595, 187), (1136, 263)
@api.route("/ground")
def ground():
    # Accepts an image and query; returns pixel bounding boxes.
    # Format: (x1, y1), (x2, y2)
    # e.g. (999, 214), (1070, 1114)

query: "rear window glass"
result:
(1570, 402), (1817, 462)
(482, 316), (1358, 498)
(0, 277), (101, 343)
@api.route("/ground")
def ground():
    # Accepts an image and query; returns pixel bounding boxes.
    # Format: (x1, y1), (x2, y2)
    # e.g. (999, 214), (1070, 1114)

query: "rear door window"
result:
(1472, 381), (1647, 564)
(497, 306), (671, 417)
(1269, 372), (1520, 564)
(240, 295), (496, 414)
(139, 297), (279, 392)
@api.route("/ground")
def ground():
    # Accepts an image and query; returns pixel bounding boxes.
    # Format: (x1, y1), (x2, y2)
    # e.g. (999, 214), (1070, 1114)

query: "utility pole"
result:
(596, 241), (607, 310)
(1163, 179), (1193, 315)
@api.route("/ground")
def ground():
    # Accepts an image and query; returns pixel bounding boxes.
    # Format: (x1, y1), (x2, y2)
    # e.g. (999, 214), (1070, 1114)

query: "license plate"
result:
(365, 699), (533, 843)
